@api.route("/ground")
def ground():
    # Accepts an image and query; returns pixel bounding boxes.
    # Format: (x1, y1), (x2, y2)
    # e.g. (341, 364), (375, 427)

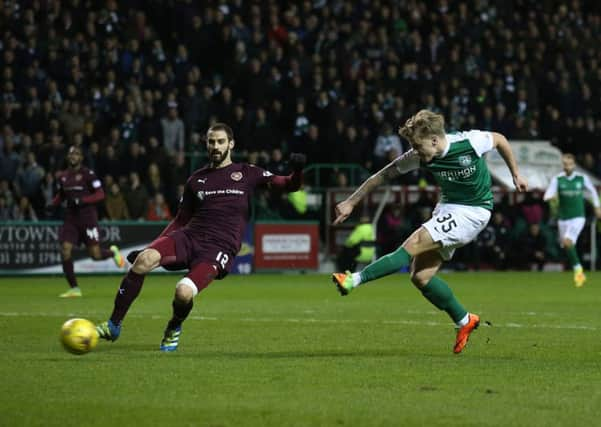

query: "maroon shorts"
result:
(59, 221), (100, 246)
(150, 230), (234, 279)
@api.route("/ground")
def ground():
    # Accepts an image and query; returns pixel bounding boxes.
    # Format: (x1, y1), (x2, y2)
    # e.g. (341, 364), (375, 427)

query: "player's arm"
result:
(157, 184), (194, 238)
(582, 175), (601, 218)
(68, 172), (105, 207)
(492, 132), (528, 192)
(333, 150), (419, 225)
(81, 187), (105, 205)
(269, 153), (306, 192)
(543, 176), (558, 202)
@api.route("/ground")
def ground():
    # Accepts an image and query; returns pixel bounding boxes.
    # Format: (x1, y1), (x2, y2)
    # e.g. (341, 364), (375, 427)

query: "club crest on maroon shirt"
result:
(231, 172), (243, 181)
(75, 174), (82, 181)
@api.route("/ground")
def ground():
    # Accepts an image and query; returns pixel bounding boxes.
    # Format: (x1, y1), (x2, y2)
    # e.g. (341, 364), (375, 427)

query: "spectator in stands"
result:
(252, 107), (279, 155)
(161, 101), (185, 157)
(125, 172), (149, 221)
(15, 152), (44, 202)
(120, 141), (148, 179)
(105, 182), (130, 220)
(520, 191), (545, 225)
(0, 180), (15, 212)
(146, 193), (172, 221)
(334, 171), (349, 188)
(97, 145), (121, 180)
(0, 196), (11, 221)
(515, 223), (548, 271)
(266, 148), (287, 176)
(373, 123), (404, 170)
(146, 162), (165, 196)
(377, 204), (410, 256)
(13, 196), (38, 221)
(40, 172), (57, 218)
(0, 138), (21, 181)
(138, 105), (162, 145)
(475, 212), (512, 270)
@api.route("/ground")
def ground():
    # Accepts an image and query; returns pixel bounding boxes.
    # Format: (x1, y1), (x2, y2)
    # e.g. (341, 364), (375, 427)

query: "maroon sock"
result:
(110, 270), (145, 325)
(62, 260), (78, 288)
(100, 248), (113, 260)
(167, 299), (194, 330)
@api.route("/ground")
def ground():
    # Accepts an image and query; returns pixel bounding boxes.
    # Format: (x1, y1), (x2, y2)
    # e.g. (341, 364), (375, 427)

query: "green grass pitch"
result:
(1, 272), (601, 426)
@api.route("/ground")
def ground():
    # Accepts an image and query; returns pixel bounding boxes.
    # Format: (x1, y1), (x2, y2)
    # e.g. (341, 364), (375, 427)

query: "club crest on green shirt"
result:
(458, 155), (473, 166)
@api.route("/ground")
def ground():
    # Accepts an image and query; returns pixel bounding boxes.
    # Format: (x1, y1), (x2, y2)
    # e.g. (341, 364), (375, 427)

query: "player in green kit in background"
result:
(332, 110), (528, 354)
(543, 153), (601, 287)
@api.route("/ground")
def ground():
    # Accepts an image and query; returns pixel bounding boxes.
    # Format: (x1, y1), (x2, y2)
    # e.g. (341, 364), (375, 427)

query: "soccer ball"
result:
(60, 318), (99, 355)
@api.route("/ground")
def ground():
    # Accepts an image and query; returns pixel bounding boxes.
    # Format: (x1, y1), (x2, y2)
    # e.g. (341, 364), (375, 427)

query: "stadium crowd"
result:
(1, 0), (600, 266)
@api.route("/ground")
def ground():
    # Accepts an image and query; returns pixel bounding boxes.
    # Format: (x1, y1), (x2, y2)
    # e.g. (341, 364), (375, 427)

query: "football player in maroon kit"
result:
(52, 146), (125, 297)
(96, 123), (306, 351)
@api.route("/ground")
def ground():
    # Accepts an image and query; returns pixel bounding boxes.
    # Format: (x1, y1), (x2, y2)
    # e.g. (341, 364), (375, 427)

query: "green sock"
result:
(420, 276), (467, 324)
(565, 246), (581, 269)
(359, 247), (411, 283)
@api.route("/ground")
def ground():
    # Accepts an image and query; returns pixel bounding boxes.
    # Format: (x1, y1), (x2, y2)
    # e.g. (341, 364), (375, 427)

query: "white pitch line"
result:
(0, 311), (597, 331)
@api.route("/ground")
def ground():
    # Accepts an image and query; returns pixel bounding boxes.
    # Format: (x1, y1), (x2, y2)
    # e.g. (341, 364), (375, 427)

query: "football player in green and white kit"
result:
(543, 153), (601, 287)
(332, 109), (528, 354)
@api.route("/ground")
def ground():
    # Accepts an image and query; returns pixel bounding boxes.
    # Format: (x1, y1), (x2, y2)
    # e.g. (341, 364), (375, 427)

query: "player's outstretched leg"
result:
(161, 263), (217, 352)
(96, 269), (146, 341)
(97, 249), (160, 341)
(332, 247), (412, 295)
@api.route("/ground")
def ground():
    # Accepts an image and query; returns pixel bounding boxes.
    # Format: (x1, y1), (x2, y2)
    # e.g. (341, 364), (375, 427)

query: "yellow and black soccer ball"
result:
(60, 318), (99, 355)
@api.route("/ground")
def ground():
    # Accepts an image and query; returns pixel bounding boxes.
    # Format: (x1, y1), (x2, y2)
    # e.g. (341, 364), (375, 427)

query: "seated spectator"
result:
(12, 196), (38, 221)
(146, 162), (165, 196)
(0, 180), (16, 212)
(146, 193), (172, 221)
(266, 148), (286, 175)
(125, 172), (149, 220)
(520, 192), (545, 225)
(514, 223), (548, 271)
(474, 211), (512, 270)
(0, 196), (11, 220)
(377, 204), (410, 256)
(373, 122), (404, 170)
(0, 137), (21, 181)
(105, 183), (130, 220)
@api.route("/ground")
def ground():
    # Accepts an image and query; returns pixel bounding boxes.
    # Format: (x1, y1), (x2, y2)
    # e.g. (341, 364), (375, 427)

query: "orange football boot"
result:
(454, 313), (480, 354)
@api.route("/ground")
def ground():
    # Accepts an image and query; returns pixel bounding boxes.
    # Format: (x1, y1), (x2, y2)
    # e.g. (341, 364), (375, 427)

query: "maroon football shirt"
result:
(57, 167), (102, 224)
(176, 163), (275, 258)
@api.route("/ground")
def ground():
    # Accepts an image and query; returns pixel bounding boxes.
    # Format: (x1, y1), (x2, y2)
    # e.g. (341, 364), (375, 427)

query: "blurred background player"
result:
(543, 153), (601, 287)
(52, 146), (125, 297)
(96, 123), (306, 351)
(332, 110), (527, 354)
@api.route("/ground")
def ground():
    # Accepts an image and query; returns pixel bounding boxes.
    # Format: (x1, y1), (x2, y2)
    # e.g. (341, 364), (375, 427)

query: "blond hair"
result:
(399, 110), (445, 142)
